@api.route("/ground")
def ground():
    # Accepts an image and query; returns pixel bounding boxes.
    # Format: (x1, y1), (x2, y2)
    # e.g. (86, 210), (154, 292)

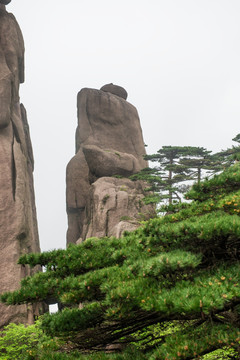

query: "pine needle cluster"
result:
(1, 164), (240, 359)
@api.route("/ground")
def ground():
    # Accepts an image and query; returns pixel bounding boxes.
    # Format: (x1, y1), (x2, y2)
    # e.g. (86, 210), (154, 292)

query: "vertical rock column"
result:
(0, 3), (41, 326)
(66, 84), (155, 244)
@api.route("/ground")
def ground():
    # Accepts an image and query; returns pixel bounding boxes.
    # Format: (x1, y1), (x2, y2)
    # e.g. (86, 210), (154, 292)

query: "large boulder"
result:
(0, 6), (41, 327)
(100, 83), (128, 100)
(75, 87), (147, 165)
(81, 177), (154, 240)
(82, 145), (142, 178)
(66, 85), (154, 244)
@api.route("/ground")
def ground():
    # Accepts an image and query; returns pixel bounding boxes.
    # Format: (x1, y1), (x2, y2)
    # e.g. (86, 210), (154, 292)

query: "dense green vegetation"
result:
(0, 321), (146, 360)
(0, 321), (62, 359)
(1, 164), (240, 359)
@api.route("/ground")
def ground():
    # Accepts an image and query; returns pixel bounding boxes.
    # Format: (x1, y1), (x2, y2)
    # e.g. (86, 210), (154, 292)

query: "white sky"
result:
(7, 0), (240, 251)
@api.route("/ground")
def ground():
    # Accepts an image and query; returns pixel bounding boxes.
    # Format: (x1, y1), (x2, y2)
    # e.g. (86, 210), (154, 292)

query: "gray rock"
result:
(84, 177), (155, 240)
(66, 86), (154, 244)
(100, 83), (128, 100)
(0, 8), (41, 327)
(82, 145), (142, 178)
(0, 1), (11, 5)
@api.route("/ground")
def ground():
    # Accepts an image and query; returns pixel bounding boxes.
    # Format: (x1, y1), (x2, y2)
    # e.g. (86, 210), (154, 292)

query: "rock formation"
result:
(0, 3), (41, 326)
(66, 84), (155, 244)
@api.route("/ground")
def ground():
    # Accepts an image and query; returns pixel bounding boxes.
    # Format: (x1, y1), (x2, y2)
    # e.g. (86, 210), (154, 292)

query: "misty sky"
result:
(7, 0), (240, 251)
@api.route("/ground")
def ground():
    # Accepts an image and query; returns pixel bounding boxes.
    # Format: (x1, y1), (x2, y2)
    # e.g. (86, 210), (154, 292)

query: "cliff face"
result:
(0, 4), (41, 326)
(66, 84), (155, 244)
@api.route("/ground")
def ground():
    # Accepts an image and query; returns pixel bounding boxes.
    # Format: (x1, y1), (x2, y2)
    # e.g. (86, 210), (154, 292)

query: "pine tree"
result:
(1, 164), (240, 359)
(212, 133), (240, 168)
(179, 148), (222, 184)
(145, 146), (192, 205)
(143, 146), (217, 206)
(130, 166), (164, 205)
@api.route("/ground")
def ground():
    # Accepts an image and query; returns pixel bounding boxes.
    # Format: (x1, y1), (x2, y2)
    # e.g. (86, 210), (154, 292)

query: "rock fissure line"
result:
(11, 135), (16, 201)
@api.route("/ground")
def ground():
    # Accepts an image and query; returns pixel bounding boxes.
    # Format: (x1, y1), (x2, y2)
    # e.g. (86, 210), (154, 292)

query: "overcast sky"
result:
(7, 0), (240, 251)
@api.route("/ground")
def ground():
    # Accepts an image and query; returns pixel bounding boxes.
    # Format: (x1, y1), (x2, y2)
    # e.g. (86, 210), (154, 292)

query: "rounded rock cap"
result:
(100, 83), (128, 100)
(0, 0), (11, 4)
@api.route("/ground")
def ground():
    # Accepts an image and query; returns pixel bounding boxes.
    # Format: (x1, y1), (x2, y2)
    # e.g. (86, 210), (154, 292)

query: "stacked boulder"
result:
(66, 84), (155, 244)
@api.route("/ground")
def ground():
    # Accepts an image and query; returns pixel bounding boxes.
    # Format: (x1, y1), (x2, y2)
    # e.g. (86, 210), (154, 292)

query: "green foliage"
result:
(149, 323), (239, 360)
(0, 322), (38, 359)
(1, 164), (240, 359)
(0, 321), (60, 360)
(120, 216), (132, 221)
(38, 347), (147, 360)
(102, 194), (110, 204)
(201, 347), (238, 360)
(186, 164), (240, 201)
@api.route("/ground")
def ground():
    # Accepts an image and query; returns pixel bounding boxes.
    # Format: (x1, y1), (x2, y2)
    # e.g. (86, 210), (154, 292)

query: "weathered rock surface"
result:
(66, 85), (154, 244)
(100, 83), (128, 100)
(83, 177), (154, 240)
(0, 6), (41, 327)
(82, 145), (142, 178)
